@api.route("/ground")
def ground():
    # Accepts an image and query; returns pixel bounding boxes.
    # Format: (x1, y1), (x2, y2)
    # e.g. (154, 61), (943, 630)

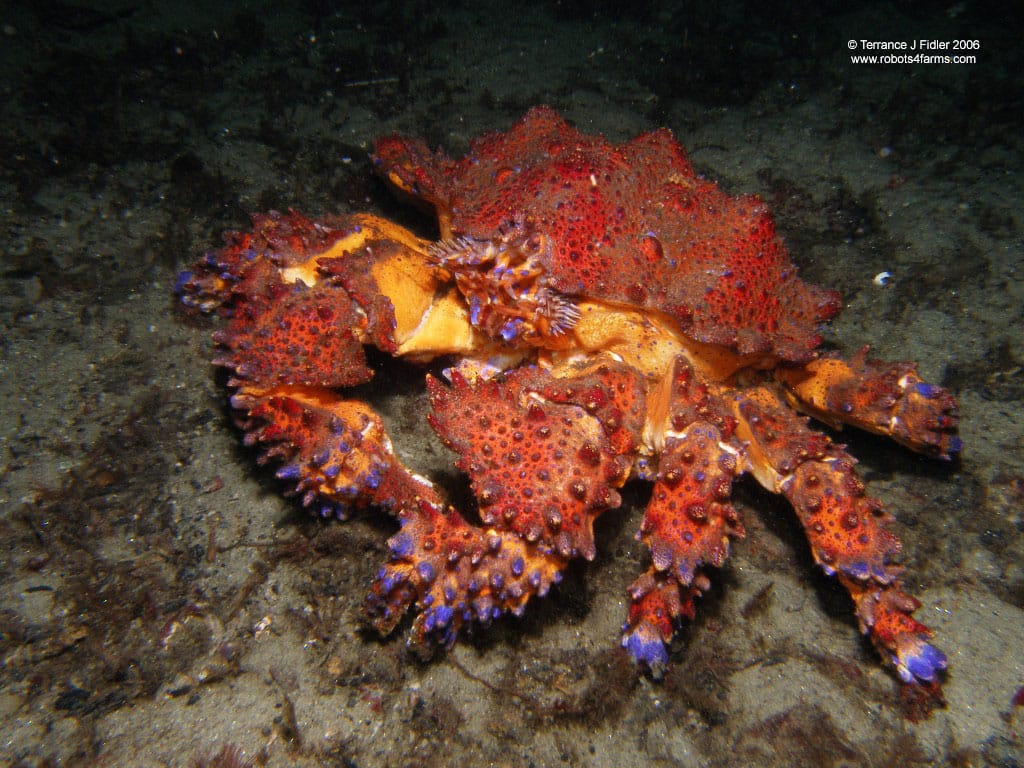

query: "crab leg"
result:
(621, 424), (744, 669)
(731, 385), (947, 688)
(619, 358), (746, 669)
(229, 386), (438, 517)
(776, 347), (961, 459)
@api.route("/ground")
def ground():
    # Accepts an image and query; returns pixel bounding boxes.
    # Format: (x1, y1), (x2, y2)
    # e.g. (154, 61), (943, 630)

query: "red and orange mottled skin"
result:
(375, 108), (841, 361)
(179, 108), (958, 707)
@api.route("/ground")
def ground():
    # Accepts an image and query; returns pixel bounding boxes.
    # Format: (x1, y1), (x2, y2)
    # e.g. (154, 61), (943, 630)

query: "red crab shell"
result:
(374, 106), (842, 361)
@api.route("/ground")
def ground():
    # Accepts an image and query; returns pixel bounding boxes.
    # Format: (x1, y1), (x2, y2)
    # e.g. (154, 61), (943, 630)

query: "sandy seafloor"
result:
(1, 0), (1022, 766)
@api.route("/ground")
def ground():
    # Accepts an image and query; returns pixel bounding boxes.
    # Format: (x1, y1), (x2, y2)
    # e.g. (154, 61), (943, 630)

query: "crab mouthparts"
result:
(428, 232), (580, 344)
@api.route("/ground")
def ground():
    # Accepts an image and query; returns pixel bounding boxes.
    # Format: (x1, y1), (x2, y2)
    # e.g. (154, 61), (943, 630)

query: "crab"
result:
(178, 107), (959, 700)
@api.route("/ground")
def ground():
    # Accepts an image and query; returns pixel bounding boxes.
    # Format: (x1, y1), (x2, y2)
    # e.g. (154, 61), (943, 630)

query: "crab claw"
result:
(886, 369), (962, 459)
(427, 369), (630, 561)
(618, 358), (746, 670)
(214, 279), (376, 389)
(365, 366), (633, 651)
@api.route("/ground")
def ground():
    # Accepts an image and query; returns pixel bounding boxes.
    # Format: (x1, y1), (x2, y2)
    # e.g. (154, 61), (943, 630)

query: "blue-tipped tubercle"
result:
(621, 624), (669, 669)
